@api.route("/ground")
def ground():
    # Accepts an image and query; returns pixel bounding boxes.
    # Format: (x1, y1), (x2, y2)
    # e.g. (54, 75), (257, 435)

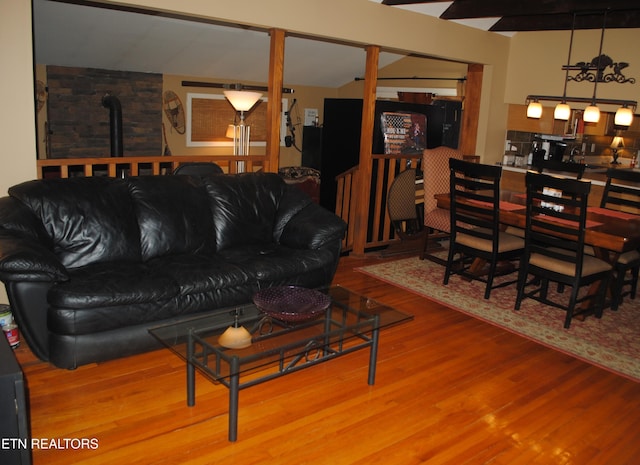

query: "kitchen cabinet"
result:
(606, 112), (640, 136)
(508, 104), (620, 137)
(507, 104), (556, 134)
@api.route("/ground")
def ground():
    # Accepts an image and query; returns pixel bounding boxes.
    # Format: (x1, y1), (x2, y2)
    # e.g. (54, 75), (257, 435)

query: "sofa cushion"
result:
(47, 261), (179, 310)
(46, 255), (253, 335)
(203, 172), (286, 251)
(127, 176), (216, 261)
(217, 243), (336, 282)
(147, 253), (251, 294)
(9, 177), (141, 268)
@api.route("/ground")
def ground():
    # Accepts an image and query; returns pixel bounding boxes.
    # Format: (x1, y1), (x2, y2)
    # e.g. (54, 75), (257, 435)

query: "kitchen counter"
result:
(498, 164), (640, 206)
(501, 164), (608, 186)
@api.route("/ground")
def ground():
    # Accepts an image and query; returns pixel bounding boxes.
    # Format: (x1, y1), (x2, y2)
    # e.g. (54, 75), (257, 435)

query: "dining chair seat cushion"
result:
(456, 229), (525, 253)
(530, 249), (611, 277)
(504, 226), (524, 238)
(617, 249), (640, 265)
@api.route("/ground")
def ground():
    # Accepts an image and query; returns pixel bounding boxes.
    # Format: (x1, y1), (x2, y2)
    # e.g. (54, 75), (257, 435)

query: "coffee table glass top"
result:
(149, 285), (413, 381)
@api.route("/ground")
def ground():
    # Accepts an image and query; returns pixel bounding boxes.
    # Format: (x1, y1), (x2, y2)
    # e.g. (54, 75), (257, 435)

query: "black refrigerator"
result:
(319, 98), (461, 210)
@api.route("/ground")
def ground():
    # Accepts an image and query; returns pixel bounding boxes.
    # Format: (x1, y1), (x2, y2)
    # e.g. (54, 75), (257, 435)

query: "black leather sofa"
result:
(0, 172), (346, 369)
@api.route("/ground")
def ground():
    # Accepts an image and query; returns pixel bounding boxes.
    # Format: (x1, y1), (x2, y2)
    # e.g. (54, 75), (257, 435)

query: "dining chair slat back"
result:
(515, 171), (611, 328)
(444, 158), (524, 299)
(600, 168), (640, 309)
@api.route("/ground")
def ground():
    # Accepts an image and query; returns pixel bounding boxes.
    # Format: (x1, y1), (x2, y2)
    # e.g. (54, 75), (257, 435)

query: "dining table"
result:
(434, 190), (640, 262)
(436, 181), (640, 314)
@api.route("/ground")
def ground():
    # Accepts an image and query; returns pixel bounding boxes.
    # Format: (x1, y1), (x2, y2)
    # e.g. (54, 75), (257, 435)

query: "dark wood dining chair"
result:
(419, 146), (463, 264)
(443, 158), (525, 299)
(173, 162), (224, 176)
(387, 168), (424, 242)
(515, 172), (612, 328)
(600, 168), (640, 310)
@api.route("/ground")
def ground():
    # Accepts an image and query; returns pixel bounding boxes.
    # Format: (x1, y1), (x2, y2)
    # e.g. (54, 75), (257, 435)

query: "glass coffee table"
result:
(149, 285), (413, 441)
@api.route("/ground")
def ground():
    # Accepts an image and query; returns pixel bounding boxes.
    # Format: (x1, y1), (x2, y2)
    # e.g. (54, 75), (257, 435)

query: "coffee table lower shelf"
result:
(186, 317), (379, 442)
(149, 286), (413, 442)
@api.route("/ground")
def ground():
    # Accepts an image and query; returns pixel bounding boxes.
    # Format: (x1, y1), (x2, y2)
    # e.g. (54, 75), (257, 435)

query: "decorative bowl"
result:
(252, 286), (331, 323)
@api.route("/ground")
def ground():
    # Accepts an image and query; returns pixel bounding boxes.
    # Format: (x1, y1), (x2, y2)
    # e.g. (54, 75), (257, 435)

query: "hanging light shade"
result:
(615, 106), (634, 127)
(583, 104), (601, 123)
(527, 101), (543, 119)
(554, 103), (571, 121)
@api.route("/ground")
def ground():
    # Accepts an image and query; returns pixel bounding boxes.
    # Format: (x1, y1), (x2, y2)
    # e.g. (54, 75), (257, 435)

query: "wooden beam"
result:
(266, 28), (286, 172)
(352, 45), (380, 257)
(459, 63), (483, 156)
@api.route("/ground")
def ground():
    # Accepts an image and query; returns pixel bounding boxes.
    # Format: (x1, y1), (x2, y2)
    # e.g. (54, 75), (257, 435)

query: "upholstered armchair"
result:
(419, 146), (463, 263)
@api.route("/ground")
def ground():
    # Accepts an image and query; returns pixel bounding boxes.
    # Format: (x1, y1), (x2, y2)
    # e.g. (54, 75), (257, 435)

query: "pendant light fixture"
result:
(614, 105), (634, 126)
(554, 14), (576, 121)
(583, 12), (607, 124)
(525, 10), (636, 126)
(526, 99), (543, 119)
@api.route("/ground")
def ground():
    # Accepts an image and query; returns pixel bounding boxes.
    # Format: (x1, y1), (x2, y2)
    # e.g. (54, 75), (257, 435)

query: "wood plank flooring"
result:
(12, 253), (640, 464)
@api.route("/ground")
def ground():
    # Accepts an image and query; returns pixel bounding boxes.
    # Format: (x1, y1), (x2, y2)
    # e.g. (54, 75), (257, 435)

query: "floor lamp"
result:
(223, 90), (262, 172)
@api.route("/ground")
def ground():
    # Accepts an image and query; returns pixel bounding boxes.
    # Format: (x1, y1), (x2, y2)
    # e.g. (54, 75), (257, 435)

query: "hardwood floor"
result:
(13, 253), (640, 464)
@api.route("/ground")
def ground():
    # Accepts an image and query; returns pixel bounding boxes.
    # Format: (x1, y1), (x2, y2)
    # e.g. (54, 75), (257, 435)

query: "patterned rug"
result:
(356, 255), (640, 382)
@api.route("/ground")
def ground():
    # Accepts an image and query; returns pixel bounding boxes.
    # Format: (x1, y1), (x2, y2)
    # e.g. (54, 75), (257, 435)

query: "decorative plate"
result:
(253, 286), (331, 323)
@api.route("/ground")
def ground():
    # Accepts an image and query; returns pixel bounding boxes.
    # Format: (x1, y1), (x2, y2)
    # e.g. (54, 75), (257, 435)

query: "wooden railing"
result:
(36, 155), (271, 179)
(336, 154), (423, 253)
(336, 153), (480, 253)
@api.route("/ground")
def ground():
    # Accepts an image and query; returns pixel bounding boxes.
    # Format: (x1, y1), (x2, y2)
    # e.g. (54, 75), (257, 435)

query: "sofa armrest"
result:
(279, 204), (347, 250)
(0, 230), (68, 282)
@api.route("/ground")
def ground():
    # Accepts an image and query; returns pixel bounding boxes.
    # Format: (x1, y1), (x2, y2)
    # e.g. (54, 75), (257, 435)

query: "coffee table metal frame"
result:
(149, 286), (412, 441)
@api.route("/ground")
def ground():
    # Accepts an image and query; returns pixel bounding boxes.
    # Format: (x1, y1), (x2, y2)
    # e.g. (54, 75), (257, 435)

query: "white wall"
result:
(0, 0), (38, 304)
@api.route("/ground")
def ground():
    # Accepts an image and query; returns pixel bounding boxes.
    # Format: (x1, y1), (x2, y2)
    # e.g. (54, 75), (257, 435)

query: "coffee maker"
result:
(548, 141), (567, 161)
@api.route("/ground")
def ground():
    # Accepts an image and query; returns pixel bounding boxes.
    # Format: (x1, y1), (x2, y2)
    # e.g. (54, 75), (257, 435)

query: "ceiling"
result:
(33, 0), (407, 88)
(379, 0), (640, 32)
(34, 1), (640, 90)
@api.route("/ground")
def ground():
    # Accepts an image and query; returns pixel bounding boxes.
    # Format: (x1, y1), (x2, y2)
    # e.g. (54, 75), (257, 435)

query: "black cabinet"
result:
(319, 98), (461, 210)
(301, 126), (322, 171)
(0, 336), (31, 465)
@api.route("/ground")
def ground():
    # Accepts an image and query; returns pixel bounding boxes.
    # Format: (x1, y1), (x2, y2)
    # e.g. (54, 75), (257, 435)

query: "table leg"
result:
(228, 356), (240, 442)
(187, 332), (195, 407)
(187, 363), (196, 407)
(368, 317), (380, 385)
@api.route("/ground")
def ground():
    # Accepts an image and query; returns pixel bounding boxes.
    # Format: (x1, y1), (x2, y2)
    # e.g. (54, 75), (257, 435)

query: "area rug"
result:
(356, 256), (640, 382)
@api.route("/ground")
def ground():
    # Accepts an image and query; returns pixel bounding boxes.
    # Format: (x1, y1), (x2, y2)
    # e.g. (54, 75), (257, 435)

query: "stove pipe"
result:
(102, 93), (123, 157)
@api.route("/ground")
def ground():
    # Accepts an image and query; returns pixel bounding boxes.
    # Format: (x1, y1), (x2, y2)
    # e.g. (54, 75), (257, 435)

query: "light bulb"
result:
(583, 105), (600, 123)
(614, 107), (633, 127)
(527, 101), (542, 119)
(554, 103), (571, 121)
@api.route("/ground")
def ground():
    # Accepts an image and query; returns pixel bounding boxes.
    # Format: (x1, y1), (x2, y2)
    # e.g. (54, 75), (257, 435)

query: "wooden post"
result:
(352, 45), (380, 257)
(266, 28), (285, 172)
(459, 63), (483, 156)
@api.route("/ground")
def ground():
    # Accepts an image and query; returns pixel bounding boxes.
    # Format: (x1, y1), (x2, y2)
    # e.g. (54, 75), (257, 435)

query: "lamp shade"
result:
(554, 103), (571, 121)
(583, 105), (600, 123)
(611, 136), (625, 149)
(225, 124), (236, 139)
(527, 101), (542, 119)
(614, 106), (634, 127)
(223, 90), (262, 112)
